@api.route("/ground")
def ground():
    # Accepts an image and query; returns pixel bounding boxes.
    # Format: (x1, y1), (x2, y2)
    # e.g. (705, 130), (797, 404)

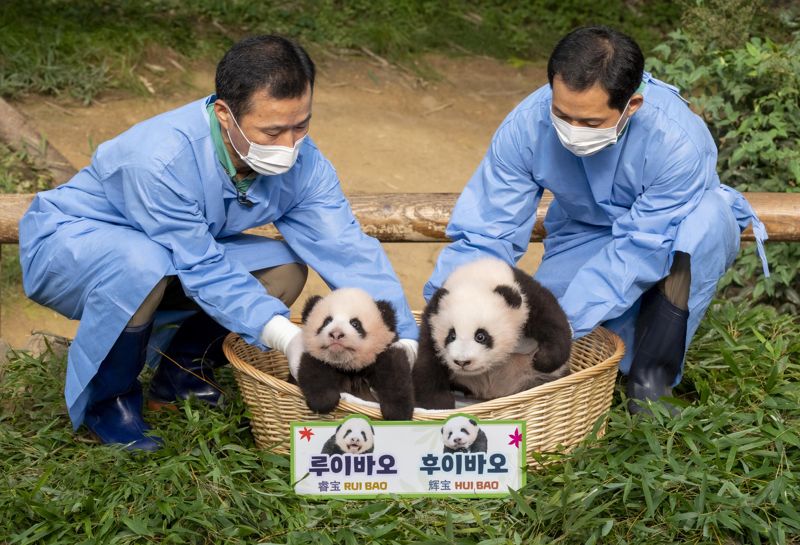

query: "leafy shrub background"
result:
(647, 0), (800, 313)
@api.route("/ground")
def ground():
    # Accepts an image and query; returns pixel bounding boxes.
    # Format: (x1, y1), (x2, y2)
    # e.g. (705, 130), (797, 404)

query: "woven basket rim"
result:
(223, 325), (624, 418)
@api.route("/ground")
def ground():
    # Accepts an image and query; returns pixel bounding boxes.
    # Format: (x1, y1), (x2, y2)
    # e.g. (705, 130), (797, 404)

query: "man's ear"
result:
(627, 94), (644, 117)
(213, 100), (231, 129)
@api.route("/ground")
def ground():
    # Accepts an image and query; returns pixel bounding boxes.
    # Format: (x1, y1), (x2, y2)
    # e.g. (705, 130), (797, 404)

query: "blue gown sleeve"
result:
(423, 116), (543, 300)
(274, 157), (419, 340)
(559, 135), (709, 337)
(117, 166), (288, 348)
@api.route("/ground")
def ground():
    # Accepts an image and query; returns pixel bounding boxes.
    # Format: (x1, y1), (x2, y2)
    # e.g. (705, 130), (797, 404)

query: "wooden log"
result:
(0, 194), (36, 245)
(0, 97), (77, 187)
(0, 191), (798, 244)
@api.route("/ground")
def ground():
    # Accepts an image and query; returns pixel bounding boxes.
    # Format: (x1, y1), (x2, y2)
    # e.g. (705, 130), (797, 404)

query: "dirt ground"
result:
(3, 54), (547, 348)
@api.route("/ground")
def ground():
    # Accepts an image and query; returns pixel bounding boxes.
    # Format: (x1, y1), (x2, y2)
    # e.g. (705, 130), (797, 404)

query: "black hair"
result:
(547, 26), (644, 112)
(215, 35), (315, 119)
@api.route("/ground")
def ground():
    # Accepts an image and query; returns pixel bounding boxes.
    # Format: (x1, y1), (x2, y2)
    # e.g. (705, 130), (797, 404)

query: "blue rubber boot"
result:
(626, 288), (688, 416)
(147, 311), (227, 410)
(84, 321), (161, 451)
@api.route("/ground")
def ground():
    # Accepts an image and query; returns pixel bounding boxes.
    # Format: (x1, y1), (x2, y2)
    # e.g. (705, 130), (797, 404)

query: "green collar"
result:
(206, 101), (255, 193)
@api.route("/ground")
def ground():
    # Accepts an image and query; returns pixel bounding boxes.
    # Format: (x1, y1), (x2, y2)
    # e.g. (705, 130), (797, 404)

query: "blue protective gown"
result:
(19, 95), (417, 428)
(424, 72), (768, 378)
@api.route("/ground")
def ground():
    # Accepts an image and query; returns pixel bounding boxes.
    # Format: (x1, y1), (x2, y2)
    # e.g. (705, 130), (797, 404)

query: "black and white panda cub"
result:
(297, 288), (414, 420)
(413, 258), (572, 409)
(441, 416), (487, 453)
(321, 417), (375, 455)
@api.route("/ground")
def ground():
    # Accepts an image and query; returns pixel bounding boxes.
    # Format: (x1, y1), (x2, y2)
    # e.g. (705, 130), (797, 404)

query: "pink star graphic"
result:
(508, 427), (523, 448)
(299, 427), (314, 442)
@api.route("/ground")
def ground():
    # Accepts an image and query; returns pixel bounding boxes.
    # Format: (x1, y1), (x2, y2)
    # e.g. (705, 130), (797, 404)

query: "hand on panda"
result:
(284, 332), (305, 379)
(392, 338), (418, 369)
(259, 314), (304, 378)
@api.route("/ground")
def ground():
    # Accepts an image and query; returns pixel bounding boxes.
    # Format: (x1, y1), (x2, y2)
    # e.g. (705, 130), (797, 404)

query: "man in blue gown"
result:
(424, 26), (768, 413)
(19, 35), (418, 450)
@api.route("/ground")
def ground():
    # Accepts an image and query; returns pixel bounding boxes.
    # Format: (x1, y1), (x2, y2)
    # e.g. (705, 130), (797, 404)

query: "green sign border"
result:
(290, 413), (527, 499)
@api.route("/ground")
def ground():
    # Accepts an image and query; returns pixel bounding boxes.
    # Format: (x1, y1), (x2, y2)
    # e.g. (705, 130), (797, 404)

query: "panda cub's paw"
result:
(305, 387), (341, 414)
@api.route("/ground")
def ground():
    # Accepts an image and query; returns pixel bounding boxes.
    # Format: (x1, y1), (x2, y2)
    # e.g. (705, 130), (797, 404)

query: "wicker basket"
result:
(223, 322), (624, 465)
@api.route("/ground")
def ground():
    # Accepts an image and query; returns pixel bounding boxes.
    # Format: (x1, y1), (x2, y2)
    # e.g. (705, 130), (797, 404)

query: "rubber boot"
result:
(626, 287), (689, 415)
(84, 321), (161, 451)
(147, 311), (227, 410)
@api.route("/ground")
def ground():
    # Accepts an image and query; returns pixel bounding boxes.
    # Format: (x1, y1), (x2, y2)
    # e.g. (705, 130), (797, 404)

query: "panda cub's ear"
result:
(375, 300), (398, 334)
(427, 287), (449, 316)
(493, 285), (522, 309)
(469, 418), (478, 427)
(301, 295), (324, 324)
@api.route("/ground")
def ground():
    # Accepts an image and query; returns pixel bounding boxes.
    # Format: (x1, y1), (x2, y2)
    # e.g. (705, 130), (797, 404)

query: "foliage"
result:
(1, 300), (798, 544)
(678, 0), (776, 50)
(0, 142), (54, 194)
(647, 1), (800, 313)
(0, 0), (681, 103)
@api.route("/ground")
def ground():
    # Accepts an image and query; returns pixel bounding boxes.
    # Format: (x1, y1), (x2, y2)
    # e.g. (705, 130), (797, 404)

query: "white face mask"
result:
(223, 104), (305, 176)
(550, 99), (633, 157)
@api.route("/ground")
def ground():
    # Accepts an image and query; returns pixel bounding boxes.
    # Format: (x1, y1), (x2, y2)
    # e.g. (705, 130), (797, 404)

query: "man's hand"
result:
(260, 315), (303, 377)
(285, 331), (305, 379)
(392, 338), (418, 368)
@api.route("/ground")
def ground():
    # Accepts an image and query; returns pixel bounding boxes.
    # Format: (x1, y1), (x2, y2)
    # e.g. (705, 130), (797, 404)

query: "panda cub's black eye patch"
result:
(445, 328), (456, 345)
(317, 316), (333, 336)
(474, 328), (493, 348)
(350, 318), (365, 337)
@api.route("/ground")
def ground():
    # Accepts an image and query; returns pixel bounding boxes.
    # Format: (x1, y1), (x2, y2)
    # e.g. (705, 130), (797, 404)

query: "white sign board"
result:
(291, 414), (526, 498)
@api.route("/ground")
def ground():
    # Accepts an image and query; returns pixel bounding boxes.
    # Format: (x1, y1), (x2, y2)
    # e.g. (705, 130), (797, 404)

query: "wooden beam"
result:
(0, 191), (798, 245)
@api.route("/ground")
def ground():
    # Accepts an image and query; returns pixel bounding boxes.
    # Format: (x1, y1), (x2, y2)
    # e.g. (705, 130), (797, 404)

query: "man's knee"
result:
(128, 277), (169, 327)
(677, 191), (740, 262)
(253, 262), (309, 306)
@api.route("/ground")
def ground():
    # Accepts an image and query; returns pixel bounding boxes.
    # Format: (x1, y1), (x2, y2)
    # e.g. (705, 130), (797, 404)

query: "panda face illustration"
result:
(335, 417), (375, 454)
(441, 416), (480, 451)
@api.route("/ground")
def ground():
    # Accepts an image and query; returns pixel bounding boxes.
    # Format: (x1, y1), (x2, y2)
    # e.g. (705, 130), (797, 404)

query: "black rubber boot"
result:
(84, 321), (161, 451)
(626, 287), (689, 415)
(147, 311), (228, 410)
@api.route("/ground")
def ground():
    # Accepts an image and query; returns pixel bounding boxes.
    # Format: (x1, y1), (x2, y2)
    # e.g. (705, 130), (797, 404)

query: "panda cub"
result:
(322, 417), (375, 455)
(441, 416), (487, 453)
(297, 288), (414, 420)
(413, 258), (572, 409)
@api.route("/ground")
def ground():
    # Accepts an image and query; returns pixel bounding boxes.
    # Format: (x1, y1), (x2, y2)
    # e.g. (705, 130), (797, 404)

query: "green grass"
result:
(0, 0), (682, 104)
(1, 300), (798, 544)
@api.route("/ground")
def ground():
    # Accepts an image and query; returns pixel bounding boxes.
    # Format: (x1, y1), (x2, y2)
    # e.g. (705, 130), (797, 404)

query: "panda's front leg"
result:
(297, 355), (344, 414)
(369, 346), (415, 420)
(531, 330), (572, 374)
(412, 332), (455, 410)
